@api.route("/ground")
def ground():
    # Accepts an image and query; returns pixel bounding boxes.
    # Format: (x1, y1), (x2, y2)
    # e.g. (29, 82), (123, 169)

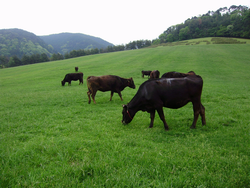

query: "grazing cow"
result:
(122, 75), (206, 130)
(87, 75), (136, 104)
(150, 70), (160, 79)
(141, 70), (152, 78)
(75, 67), (79, 72)
(161, 71), (196, 78)
(61, 72), (83, 86)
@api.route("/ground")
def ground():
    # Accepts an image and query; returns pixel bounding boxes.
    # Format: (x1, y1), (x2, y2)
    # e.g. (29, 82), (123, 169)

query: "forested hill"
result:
(0, 29), (56, 58)
(0, 29), (113, 59)
(40, 33), (113, 54)
(157, 5), (250, 44)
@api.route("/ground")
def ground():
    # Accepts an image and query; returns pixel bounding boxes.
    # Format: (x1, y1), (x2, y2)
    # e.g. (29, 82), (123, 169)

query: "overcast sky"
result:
(1, 0), (249, 45)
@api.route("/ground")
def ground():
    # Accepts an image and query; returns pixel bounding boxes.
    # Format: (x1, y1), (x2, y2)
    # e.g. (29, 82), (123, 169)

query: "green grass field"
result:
(1, 39), (250, 187)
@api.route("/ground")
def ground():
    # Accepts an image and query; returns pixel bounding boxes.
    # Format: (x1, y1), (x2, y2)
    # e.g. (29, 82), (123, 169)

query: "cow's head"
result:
(122, 104), (133, 124)
(61, 80), (65, 86)
(128, 78), (136, 89)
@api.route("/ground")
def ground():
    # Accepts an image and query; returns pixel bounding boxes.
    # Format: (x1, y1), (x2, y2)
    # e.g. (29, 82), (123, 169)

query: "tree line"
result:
(0, 53), (50, 68)
(0, 40), (152, 68)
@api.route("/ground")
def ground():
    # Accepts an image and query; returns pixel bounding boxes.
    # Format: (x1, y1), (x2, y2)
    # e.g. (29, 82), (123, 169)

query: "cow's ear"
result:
(122, 104), (127, 109)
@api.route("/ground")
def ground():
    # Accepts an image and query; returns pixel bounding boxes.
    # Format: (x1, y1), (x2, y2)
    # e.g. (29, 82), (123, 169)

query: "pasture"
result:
(0, 39), (250, 187)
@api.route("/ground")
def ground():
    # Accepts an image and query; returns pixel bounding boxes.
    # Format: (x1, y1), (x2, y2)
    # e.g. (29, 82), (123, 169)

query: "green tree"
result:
(21, 55), (31, 65)
(179, 26), (190, 40)
(30, 54), (41, 64)
(159, 33), (167, 43)
(166, 34), (174, 42)
(40, 53), (50, 62)
(90, 48), (99, 54)
(0, 55), (9, 68)
(8, 56), (22, 67)
(51, 53), (64, 61)
(216, 25), (228, 36)
(152, 39), (161, 45)
(64, 52), (70, 59)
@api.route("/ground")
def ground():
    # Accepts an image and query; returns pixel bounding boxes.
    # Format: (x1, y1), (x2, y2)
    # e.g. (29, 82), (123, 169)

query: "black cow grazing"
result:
(141, 70), (152, 78)
(150, 70), (160, 79)
(75, 67), (79, 72)
(87, 75), (136, 104)
(61, 72), (83, 86)
(122, 75), (206, 130)
(161, 71), (196, 78)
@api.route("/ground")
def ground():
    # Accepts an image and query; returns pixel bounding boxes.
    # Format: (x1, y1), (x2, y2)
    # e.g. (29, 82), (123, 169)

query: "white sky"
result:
(1, 0), (249, 45)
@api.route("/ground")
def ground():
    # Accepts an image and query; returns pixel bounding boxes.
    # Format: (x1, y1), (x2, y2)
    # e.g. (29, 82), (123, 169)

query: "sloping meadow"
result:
(0, 42), (249, 187)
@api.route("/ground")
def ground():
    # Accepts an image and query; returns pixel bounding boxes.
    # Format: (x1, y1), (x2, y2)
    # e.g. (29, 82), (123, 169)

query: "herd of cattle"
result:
(61, 69), (206, 130)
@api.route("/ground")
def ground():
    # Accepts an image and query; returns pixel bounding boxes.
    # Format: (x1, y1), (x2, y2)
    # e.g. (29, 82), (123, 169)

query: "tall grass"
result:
(0, 41), (250, 187)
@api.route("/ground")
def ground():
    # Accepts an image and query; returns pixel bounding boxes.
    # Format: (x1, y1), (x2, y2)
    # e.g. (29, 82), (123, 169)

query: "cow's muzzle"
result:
(122, 120), (127, 125)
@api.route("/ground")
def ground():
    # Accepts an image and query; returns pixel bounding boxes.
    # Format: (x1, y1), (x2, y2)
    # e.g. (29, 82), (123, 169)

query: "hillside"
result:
(0, 28), (56, 58)
(40, 33), (114, 54)
(0, 43), (250, 187)
(0, 29), (113, 60)
(157, 5), (250, 44)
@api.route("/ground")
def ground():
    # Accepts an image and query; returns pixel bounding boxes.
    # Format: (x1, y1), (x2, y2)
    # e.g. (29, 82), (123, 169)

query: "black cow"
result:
(141, 70), (152, 78)
(150, 70), (160, 79)
(61, 72), (83, 86)
(87, 75), (136, 104)
(161, 71), (196, 78)
(122, 75), (206, 130)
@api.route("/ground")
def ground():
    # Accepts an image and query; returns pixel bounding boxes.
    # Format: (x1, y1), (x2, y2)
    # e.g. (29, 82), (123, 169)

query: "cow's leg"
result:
(87, 89), (92, 104)
(191, 100), (201, 129)
(91, 90), (97, 104)
(80, 78), (83, 85)
(110, 91), (114, 101)
(157, 108), (169, 131)
(68, 81), (71, 86)
(117, 91), (123, 101)
(200, 103), (206, 125)
(149, 110), (155, 128)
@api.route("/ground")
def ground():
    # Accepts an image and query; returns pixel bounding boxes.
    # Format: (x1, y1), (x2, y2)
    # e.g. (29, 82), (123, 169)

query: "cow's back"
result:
(67, 72), (83, 80)
(131, 76), (203, 109)
(87, 75), (121, 91)
(150, 70), (160, 79)
(161, 71), (196, 78)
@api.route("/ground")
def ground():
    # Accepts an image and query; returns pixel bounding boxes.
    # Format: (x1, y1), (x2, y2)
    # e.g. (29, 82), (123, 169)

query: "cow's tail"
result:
(86, 76), (92, 93)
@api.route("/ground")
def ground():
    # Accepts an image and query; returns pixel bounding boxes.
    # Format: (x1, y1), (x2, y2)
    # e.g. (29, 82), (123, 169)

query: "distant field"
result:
(151, 37), (250, 47)
(0, 40), (250, 187)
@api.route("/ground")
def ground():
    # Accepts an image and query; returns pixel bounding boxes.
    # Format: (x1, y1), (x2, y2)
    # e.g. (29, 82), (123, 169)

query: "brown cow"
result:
(161, 71), (196, 78)
(150, 70), (160, 79)
(75, 67), (79, 72)
(61, 72), (83, 86)
(141, 70), (152, 78)
(87, 75), (136, 104)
